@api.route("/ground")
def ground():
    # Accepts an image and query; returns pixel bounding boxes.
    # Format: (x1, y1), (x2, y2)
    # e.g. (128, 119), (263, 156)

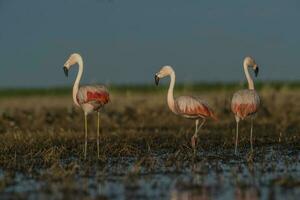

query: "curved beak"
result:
(155, 74), (160, 86)
(63, 66), (69, 77)
(254, 66), (259, 77)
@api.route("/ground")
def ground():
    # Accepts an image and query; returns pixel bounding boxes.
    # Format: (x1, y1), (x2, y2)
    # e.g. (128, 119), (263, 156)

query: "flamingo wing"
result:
(77, 85), (110, 109)
(231, 89), (260, 119)
(175, 96), (217, 120)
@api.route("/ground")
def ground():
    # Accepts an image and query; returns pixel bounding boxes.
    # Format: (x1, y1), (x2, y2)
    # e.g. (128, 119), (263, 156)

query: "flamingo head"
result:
(244, 56), (259, 77)
(155, 65), (174, 86)
(63, 53), (82, 77)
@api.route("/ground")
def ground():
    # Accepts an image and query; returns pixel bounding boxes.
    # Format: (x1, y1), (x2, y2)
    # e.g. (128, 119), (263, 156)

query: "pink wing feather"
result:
(76, 85), (110, 110)
(231, 89), (260, 119)
(175, 96), (218, 120)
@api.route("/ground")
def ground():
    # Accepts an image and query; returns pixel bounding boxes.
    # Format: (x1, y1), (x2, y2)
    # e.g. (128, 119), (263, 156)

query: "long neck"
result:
(243, 62), (254, 90)
(167, 72), (176, 113)
(73, 58), (83, 107)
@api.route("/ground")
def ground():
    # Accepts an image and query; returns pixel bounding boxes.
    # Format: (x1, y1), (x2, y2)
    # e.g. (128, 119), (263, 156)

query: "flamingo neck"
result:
(73, 58), (83, 107)
(243, 61), (254, 90)
(167, 71), (176, 113)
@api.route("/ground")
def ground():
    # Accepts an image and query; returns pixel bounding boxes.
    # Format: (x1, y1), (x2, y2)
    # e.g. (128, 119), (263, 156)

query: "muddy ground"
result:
(0, 84), (299, 199)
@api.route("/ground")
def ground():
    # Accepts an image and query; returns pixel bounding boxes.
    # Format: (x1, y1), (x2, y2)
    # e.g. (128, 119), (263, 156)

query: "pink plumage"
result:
(231, 56), (260, 154)
(77, 85), (110, 111)
(155, 65), (217, 153)
(63, 53), (110, 160)
(231, 89), (260, 120)
(175, 96), (218, 121)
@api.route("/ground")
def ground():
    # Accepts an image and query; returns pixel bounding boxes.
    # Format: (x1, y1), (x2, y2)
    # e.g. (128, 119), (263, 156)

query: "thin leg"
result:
(197, 118), (206, 131)
(197, 118), (206, 149)
(84, 114), (88, 160)
(250, 118), (254, 153)
(235, 120), (239, 155)
(195, 119), (199, 136)
(97, 112), (100, 159)
(191, 119), (199, 153)
(191, 118), (206, 153)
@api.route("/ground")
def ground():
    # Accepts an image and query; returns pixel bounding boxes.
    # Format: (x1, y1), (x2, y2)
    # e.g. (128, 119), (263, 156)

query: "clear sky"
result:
(0, 0), (299, 88)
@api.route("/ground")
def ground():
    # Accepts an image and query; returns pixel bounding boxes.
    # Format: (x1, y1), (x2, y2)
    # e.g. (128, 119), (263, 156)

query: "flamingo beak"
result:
(155, 74), (160, 86)
(254, 66), (259, 77)
(63, 66), (69, 77)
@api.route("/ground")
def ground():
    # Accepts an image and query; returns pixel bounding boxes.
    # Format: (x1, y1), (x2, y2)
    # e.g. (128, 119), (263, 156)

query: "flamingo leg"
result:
(235, 118), (239, 155)
(191, 118), (206, 153)
(197, 118), (206, 132)
(84, 114), (88, 160)
(250, 118), (254, 153)
(191, 119), (199, 153)
(196, 118), (206, 149)
(97, 112), (100, 159)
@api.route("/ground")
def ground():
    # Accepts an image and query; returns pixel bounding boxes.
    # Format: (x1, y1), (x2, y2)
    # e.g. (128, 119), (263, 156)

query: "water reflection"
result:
(235, 187), (259, 200)
(1, 147), (300, 200)
(171, 186), (211, 200)
(171, 185), (261, 200)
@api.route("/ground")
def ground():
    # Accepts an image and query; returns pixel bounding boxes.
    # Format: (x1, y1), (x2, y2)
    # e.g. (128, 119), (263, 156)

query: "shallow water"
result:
(1, 146), (300, 200)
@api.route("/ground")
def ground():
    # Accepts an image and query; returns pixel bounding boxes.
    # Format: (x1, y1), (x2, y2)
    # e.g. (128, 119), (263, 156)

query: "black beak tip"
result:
(254, 67), (259, 77)
(63, 67), (68, 77)
(155, 75), (159, 86)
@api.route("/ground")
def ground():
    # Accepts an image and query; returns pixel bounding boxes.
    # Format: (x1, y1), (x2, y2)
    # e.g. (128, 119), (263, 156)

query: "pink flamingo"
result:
(155, 65), (218, 153)
(231, 56), (260, 154)
(63, 53), (110, 159)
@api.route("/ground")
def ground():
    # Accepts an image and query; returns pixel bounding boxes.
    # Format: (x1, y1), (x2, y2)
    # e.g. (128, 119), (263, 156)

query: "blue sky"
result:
(0, 0), (299, 88)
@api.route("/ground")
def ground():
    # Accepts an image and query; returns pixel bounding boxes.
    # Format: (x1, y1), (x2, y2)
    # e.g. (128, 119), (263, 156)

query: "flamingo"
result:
(63, 53), (110, 160)
(155, 65), (218, 153)
(231, 56), (260, 154)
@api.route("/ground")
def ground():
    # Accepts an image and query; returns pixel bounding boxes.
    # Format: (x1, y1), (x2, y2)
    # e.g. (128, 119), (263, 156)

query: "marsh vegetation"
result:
(0, 83), (299, 199)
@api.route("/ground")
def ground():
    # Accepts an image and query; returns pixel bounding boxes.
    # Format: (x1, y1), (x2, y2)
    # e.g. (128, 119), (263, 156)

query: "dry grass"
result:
(0, 85), (299, 199)
(0, 85), (299, 173)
